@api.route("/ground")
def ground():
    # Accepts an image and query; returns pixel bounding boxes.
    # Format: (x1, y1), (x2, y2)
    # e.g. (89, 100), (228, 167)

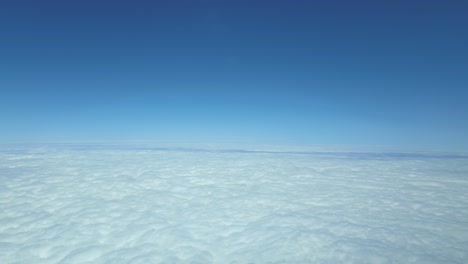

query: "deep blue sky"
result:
(1, 0), (467, 151)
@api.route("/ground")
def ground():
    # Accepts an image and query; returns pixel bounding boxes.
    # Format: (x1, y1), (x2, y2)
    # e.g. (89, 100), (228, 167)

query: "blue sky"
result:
(1, 0), (467, 151)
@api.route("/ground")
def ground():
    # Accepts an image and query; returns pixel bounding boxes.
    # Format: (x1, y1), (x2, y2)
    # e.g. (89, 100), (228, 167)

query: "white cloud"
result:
(1, 144), (468, 263)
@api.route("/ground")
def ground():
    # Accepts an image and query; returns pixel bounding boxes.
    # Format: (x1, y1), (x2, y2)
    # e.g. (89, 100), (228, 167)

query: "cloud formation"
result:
(1, 145), (468, 263)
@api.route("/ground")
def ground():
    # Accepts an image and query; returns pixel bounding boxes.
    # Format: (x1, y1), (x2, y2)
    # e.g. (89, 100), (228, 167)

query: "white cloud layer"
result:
(1, 144), (468, 263)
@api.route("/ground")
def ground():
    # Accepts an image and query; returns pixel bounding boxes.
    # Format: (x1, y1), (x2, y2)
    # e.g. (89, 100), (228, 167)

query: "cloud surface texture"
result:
(1, 144), (468, 263)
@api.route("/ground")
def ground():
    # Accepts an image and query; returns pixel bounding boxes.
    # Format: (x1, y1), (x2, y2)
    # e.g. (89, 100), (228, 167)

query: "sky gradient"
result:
(1, 0), (467, 151)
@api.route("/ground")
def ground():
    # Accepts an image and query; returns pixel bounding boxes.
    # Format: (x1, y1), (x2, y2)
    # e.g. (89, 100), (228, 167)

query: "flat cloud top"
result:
(1, 144), (468, 263)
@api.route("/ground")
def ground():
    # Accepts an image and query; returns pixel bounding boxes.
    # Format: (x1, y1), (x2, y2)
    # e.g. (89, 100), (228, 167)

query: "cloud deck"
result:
(1, 145), (467, 263)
